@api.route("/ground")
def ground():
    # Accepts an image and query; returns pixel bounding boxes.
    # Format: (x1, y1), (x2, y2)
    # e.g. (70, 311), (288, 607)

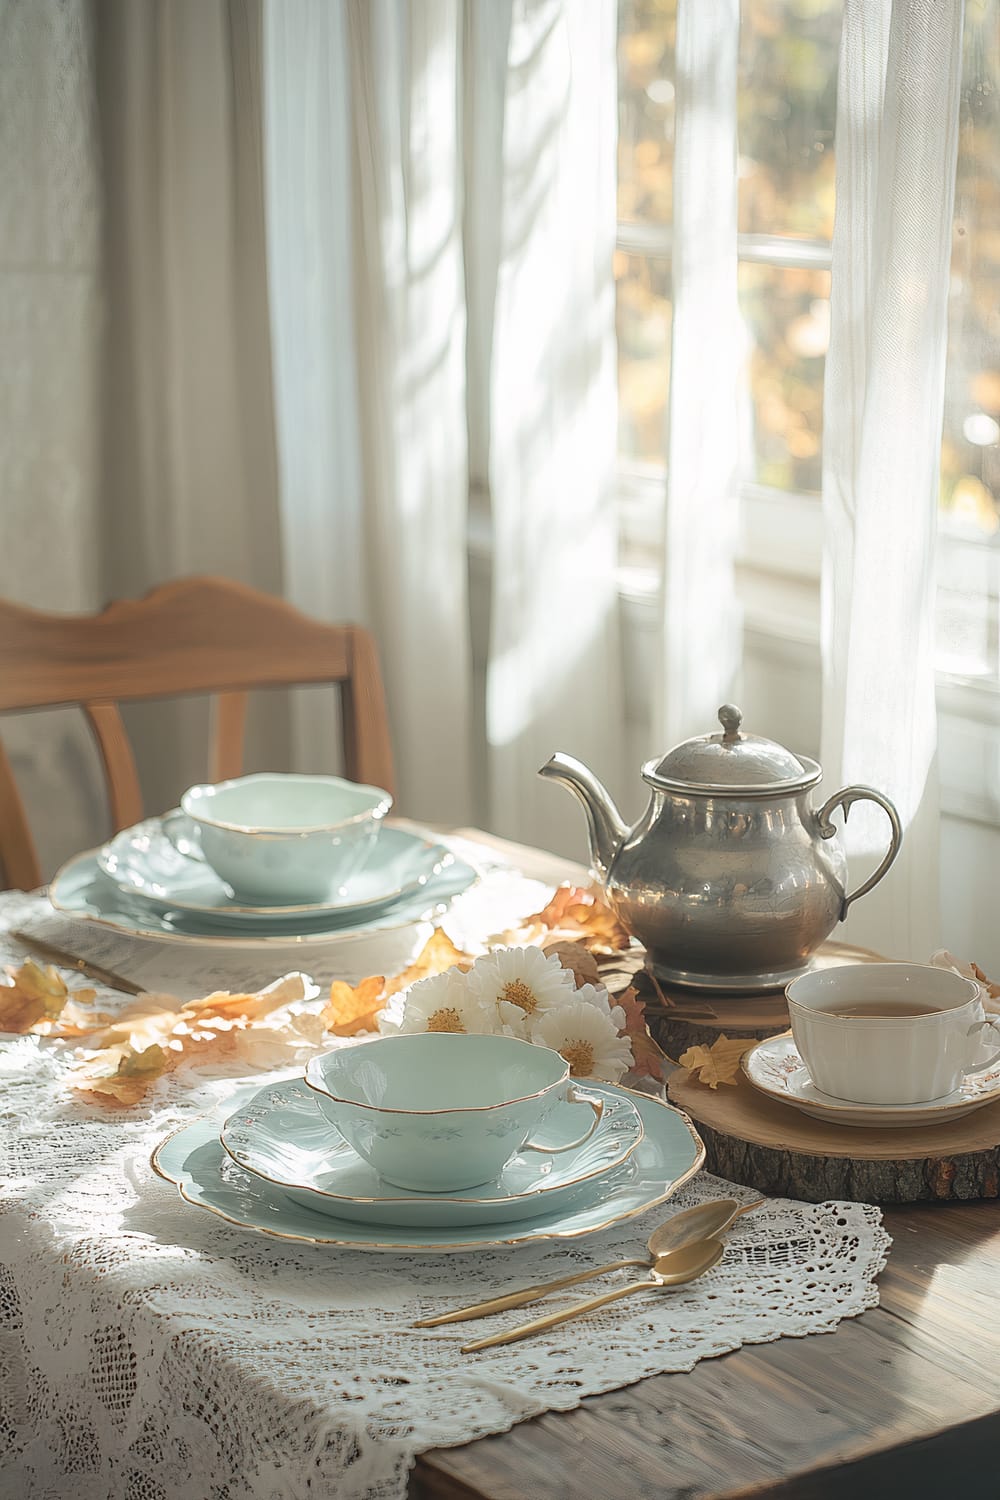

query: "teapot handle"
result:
(816, 786), (903, 921)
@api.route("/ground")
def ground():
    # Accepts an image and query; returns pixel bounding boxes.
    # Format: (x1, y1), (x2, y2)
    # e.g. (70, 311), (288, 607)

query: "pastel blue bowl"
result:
(305, 1034), (596, 1192)
(180, 773), (392, 904)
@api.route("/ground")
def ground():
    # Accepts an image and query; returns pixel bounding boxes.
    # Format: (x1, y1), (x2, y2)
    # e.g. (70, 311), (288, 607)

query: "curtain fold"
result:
(265, 0), (473, 824)
(821, 0), (964, 956)
(655, 0), (742, 750)
(484, 0), (625, 856)
(266, 0), (621, 850)
(0, 0), (106, 874)
(263, 0), (366, 776)
(98, 0), (288, 810)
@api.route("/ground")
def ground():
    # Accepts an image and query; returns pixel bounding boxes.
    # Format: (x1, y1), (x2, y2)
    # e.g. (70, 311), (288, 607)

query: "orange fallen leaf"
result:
(233, 1011), (328, 1068)
(616, 985), (667, 1082)
(180, 974), (306, 1022)
(498, 886), (631, 955)
(322, 975), (387, 1037)
(677, 1034), (746, 1089)
(971, 962), (1000, 1000)
(381, 928), (475, 999)
(0, 960), (95, 1034)
(73, 1041), (170, 1107)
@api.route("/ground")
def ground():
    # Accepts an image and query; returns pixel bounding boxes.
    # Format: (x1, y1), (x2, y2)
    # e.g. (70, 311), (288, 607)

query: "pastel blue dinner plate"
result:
(49, 845), (479, 948)
(219, 1077), (645, 1228)
(99, 816), (456, 925)
(151, 1085), (705, 1253)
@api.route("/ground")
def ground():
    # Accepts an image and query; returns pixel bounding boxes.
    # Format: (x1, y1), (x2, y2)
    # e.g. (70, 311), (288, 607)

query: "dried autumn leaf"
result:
(322, 975), (386, 1037)
(73, 1041), (170, 1107)
(381, 928), (475, 999)
(55, 999), (116, 1037)
(69, 972), (320, 1105)
(0, 960), (86, 1034)
(677, 1034), (747, 1089)
(82, 996), (185, 1052)
(180, 973), (307, 1022)
(616, 984), (666, 1082)
(971, 962), (1000, 1000)
(501, 886), (631, 955)
(542, 940), (601, 990)
(233, 1011), (328, 1068)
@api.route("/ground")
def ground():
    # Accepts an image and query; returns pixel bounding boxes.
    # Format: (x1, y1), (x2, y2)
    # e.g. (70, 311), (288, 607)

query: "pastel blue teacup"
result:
(304, 1033), (605, 1192)
(180, 773), (392, 904)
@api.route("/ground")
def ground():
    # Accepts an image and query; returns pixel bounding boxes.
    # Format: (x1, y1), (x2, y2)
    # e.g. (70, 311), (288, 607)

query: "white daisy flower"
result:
(531, 1000), (635, 1083)
(573, 981), (614, 1016)
(468, 945), (577, 1029)
(389, 968), (498, 1036)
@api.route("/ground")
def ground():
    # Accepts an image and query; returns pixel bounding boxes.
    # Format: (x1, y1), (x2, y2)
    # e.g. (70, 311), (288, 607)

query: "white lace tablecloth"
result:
(0, 853), (891, 1500)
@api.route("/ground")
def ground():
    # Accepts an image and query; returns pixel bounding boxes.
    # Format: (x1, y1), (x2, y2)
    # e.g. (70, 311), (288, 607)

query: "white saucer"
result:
(743, 1032), (1000, 1127)
(219, 1078), (644, 1228)
(151, 1084), (705, 1254)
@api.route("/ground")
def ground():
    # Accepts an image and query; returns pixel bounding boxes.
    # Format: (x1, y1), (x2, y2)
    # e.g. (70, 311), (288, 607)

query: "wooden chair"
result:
(0, 577), (395, 890)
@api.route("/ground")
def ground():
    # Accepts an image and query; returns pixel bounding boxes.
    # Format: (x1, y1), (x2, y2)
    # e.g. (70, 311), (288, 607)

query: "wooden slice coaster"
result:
(667, 1066), (1000, 1203)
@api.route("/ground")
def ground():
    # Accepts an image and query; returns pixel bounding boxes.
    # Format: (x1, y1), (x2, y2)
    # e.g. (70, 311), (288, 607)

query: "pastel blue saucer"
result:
(152, 1085), (705, 1253)
(99, 815), (454, 924)
(220, 1077), (644, 1228)
(50, 843), (479, 948)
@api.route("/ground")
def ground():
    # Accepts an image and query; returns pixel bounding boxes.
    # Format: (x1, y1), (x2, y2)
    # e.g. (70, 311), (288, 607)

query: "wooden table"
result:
(412, 834), (1000, 1500)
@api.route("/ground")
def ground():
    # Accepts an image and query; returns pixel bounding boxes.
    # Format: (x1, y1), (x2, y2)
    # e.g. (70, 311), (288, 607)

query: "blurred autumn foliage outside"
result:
(617, 0), (1000, 531)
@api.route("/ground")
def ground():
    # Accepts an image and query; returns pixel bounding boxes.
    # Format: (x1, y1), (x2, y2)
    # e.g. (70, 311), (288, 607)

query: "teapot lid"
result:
(643, 704), (820, 794)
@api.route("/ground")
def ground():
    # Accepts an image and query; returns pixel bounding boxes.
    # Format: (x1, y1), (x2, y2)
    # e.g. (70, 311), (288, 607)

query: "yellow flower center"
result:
(426, 1008), (465, 1033)
(560, 1040), (596, 1077)
(501, 979), (538, 1014)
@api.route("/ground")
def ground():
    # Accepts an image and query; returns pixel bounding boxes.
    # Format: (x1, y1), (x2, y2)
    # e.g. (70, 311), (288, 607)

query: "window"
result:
(616, 0), (1000, 680)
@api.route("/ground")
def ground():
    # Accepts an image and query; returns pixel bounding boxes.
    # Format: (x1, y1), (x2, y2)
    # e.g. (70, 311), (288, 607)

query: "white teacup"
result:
(304, 1034), (605, 1191)
(785, 962), (1000, 1105)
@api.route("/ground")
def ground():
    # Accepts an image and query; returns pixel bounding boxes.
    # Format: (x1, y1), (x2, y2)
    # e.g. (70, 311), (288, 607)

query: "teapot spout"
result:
(538, 753), (628, 882)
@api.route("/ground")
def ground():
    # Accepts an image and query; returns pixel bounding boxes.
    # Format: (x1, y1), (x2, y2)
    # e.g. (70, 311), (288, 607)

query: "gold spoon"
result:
(413, 1197), (762, 1328)
(461, 1238), (727, 1353)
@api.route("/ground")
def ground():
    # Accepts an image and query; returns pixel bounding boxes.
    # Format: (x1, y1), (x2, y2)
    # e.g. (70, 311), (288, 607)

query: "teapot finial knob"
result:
(718, 703), (743, 743)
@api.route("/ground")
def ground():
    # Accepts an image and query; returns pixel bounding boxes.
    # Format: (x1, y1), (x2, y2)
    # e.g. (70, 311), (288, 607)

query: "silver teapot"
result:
(539, 704), (902, 993)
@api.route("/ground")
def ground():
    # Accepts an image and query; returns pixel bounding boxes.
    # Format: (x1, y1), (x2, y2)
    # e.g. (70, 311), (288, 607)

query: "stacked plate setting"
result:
(152, 1075), (706, 1253)
(49, 812), (480, 947)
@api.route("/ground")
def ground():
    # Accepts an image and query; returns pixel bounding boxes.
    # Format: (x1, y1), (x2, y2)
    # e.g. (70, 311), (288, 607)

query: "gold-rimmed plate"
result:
(743, 1032), (1000, 1127)
(219, 1078), (644, 1228)
(49, 844), (479, 948)
(99, 816), (455, 923)
(151, 1084), (704, 1254)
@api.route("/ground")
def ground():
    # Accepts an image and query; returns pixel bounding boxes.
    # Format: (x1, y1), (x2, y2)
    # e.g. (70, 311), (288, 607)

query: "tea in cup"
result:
(785, 962), (1000, 1105)
(304, 1033), (605, 1191)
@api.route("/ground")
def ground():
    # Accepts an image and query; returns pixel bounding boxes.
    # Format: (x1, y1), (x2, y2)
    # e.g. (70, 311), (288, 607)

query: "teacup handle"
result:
(815, 785), (903, 920)
(966, 1011), (1000, 1074)
(520, 1086), (605, 1156)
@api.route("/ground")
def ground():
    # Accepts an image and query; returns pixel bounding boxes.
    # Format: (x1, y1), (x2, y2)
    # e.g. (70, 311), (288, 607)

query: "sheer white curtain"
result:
(483, 0), (625, 854)
(821, 0), (964, 956)
(655, 0), (743, 750)
(2, 0), (288, 877)
(0, 0), (106, 873)
(265, 0), (623, 851)
(265, 0), (472, 825)
(99, 0), (288, 813)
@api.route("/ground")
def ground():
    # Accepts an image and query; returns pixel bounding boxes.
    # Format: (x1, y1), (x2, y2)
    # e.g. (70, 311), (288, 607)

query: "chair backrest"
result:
(0, 576), (395, 890)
